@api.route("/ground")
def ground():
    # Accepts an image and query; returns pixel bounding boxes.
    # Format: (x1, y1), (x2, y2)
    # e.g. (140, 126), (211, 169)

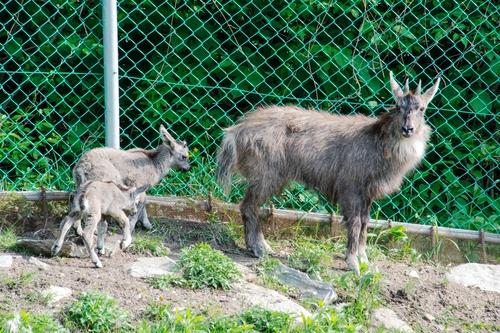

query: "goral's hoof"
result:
(249, 242), (273, 258)
(346, 255), (361, 276)
(120, 240), (131, 250)
(140, 220), (153, 230)
(51, 244), (60, 257)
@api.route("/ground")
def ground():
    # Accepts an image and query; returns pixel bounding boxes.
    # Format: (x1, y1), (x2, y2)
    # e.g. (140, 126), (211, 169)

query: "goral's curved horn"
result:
(421, 76), (441, 105)
(404, 78), (409, 94)
(389, 71), (404, 100)
(415, 80), (422, 95)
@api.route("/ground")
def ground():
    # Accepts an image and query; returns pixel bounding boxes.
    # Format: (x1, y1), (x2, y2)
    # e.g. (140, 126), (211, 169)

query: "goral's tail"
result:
(216, 132), (237, 194)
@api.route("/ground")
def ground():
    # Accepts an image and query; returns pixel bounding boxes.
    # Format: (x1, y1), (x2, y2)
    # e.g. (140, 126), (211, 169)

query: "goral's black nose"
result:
(401, 126), (414, 136)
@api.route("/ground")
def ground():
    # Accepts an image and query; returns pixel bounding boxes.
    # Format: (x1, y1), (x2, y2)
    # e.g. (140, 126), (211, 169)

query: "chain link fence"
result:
(1, 1), (498, 233)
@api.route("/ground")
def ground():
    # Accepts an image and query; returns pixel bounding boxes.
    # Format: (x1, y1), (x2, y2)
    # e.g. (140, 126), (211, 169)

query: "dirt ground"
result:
(0, 219), (499, 332)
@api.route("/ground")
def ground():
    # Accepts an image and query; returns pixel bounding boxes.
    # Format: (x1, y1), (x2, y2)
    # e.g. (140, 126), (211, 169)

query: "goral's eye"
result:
(420, 107), (424, 112)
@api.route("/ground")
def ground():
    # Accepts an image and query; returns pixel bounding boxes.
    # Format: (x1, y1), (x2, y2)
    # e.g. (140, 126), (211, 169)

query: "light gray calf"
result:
(52, 181), (149, 268)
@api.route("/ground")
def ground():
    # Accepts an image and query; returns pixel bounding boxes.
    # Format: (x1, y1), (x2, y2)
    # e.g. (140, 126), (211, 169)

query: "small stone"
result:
(423, 313), (435, 322)
(4, 313), (21, 332)
(127, 256), (177, 278)
(234, 282), (311, 322)
(371, 307), (413, 333)
(0, 255), (13, 268)
(268, 263), (337, 304)
(334, 303), (349, 313)
(28, 257), (50, 270)
(41, 286), (72, 306)
(405, 269), (420, 279)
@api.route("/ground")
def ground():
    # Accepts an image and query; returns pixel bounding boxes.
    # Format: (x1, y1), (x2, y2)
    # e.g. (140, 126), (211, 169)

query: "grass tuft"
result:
(1, 272), (36, 290)
(128, 234), (170, 256)
(148, 273), (187, 290)
(0, 229), (18, 252)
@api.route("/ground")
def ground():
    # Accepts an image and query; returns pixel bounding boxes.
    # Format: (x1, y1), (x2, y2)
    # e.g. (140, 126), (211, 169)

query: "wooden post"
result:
(431, 225), (438, 260)
(269, 203), (276, 236)
(330, 213), (341, 240)
(206, 192), (213, 213)
(479, 229), (487, 263)
(40, 186), (49, 228)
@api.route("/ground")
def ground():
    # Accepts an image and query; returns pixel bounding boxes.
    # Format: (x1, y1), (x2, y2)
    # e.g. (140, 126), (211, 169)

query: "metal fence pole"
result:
(103, 0), (120, 148)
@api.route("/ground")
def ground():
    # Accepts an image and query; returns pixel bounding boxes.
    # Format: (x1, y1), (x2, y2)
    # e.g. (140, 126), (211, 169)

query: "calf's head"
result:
(120, 183), (151, 215)
(159, 125), (190, 172)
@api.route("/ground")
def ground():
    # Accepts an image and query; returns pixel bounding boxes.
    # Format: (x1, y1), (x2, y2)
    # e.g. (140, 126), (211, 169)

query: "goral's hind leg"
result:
(81, 214), (102, 268)
(51, 213), (78, 256)
(111, 210), (132, 250)
(357, 201), (372, 266)
(96, 218), (109, 256)
(240, 182), (281, 258)
(345, 215), (362, 276)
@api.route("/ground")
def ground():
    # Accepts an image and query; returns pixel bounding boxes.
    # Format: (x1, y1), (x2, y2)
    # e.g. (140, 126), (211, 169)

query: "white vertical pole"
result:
(103, 0), (120, 148)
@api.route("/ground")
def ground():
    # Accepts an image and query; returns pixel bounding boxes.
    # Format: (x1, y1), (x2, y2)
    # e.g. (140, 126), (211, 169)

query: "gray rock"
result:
(405, 269), (420, 279)
(233, 282), (311, 321)
(446, 263), (500, 293)
(16, 239), (87, 258)
(3, 313), (21, 332)
(0, 255), (13, 268)
(268, 263), (337, 303)
(28, 257), (50, 270)
(41, 286), (72, 306)
(127, 256), (177, 278)
(16, 235), (124, 259)
(371, 307), (413, 333)
(423, 313), (435, 322)
(95, 234), (124, 258)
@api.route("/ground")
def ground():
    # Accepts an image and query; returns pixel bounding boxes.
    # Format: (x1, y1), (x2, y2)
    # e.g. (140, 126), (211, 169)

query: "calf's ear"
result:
(160, 125), (177, 148)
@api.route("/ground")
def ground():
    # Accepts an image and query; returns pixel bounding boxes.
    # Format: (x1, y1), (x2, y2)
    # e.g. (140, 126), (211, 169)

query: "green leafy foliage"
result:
(65, 292), (128, 333)
(0, 310), (67, 333)
(369, 226), (421, 262)
(287, 237), (336, 277)
(239, 307), (293, 333)
(335, 269), (382, 325)
(139, 304), (207, 333)
(0, 1), (497, 233)
(176, 242), (241, 290)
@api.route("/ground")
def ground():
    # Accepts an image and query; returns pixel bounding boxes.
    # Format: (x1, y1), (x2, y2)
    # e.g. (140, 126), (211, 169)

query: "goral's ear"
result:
(159, 125), (176, 148)
(389, 71), (404, 102)
(421, 76), (441, 106)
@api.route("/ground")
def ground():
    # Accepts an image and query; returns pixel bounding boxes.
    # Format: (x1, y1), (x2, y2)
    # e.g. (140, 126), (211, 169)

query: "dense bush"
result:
(65, 292), (128, 332)
(0, 1), (497, 232)
(177, 242), (241, 289)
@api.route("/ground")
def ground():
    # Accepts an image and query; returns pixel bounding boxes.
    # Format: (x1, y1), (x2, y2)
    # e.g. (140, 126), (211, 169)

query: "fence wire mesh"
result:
(0, 1), (498, 233)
